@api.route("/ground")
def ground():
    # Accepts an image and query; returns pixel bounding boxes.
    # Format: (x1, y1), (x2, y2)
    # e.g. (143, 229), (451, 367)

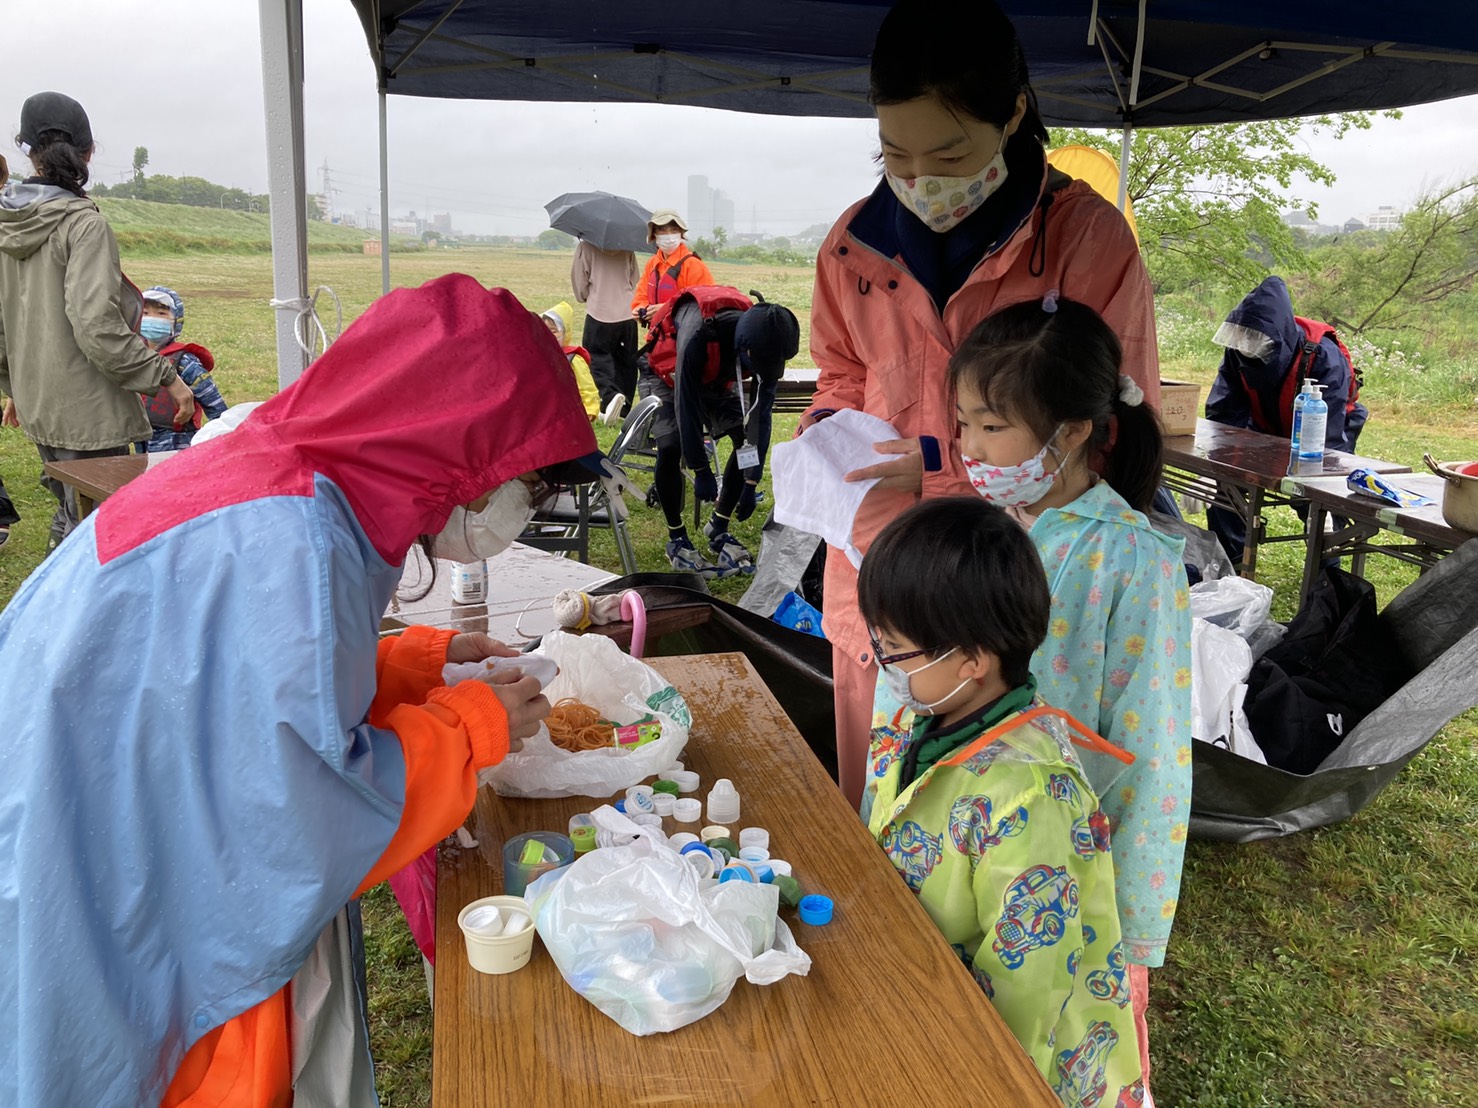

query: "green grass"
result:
(97, 198), (380, 255)
(2, 247), (1476, 1107)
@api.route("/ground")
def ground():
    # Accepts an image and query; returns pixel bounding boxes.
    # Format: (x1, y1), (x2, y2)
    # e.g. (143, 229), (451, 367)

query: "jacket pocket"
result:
(866, 353), (922, 424)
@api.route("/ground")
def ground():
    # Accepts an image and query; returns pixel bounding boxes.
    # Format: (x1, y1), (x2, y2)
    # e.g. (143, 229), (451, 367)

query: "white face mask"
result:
(654, 233), (682, 253)
(887, 143), (1010, 234)
(962, 428), (1066, 509)
(879, 648), (969, 717)
(430, 480), (536, 563)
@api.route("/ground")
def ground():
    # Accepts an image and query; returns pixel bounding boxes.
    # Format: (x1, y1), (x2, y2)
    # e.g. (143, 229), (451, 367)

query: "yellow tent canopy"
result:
(1046, 145), (1139, 243)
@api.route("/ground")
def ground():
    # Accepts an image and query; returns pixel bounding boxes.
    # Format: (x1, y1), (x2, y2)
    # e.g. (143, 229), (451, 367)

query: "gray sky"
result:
(4, 0), (1476, 236)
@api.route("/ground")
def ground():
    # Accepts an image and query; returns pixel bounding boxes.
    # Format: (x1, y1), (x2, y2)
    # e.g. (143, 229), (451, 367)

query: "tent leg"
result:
(379, 88), (392, 296)
(1116, 125), (1132, 212)
(258, 0), (309, 388)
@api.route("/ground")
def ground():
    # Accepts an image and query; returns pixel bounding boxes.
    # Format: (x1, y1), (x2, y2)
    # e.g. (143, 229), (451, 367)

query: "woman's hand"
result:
(844, 438), (924, 492)
(475, 669), (550, 745)
(166, 377), (196, 429)
(446, 632), (521, 664)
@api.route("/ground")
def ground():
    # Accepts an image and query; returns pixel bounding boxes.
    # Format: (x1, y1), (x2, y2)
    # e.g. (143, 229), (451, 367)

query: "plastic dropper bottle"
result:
(1288, 378), (1317, 474)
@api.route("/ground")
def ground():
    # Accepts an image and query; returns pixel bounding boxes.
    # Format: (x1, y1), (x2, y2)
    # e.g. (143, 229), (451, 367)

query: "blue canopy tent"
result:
(254, 0), (1478, 385)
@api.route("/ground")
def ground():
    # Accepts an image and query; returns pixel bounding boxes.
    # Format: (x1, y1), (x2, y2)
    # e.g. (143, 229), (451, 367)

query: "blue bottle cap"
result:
(613, 798), (627, 814)
(798, 894), (834, 925)
(718, 866), (754, 883)
(679, 842), (713, 858)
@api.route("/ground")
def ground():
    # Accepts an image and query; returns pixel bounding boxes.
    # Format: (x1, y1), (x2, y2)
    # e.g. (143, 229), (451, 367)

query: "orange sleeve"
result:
(355, 680), (509, 896)
(631, 254), (659, 311)
(372, 624), (456, 726)
(161, 990), (291, 1108)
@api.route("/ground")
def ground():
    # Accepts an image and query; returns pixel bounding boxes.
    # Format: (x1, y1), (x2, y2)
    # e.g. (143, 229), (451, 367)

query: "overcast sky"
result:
(3, 0), (1476, 237)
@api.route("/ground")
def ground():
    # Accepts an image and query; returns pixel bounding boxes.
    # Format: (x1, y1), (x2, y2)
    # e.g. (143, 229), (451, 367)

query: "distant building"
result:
(1280, 209), (1340, 236)
(1343, 218), (1367, 234)
(687, 174), (737, 240)
(433, 212), (453, 234)
(1365, 205), (1402, 231)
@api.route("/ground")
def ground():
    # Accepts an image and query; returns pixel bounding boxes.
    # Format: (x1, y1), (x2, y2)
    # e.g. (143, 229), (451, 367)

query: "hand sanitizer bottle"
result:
(1297, 383), (1328, 467)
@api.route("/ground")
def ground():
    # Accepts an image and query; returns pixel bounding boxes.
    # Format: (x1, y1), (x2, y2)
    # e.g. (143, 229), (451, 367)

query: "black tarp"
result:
(350, 1), (1478, 126)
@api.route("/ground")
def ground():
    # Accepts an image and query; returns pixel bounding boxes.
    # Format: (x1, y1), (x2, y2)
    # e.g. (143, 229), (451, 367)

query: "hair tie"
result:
(1117, 375), (1144, 407)
(1041, 289), (1060, 314)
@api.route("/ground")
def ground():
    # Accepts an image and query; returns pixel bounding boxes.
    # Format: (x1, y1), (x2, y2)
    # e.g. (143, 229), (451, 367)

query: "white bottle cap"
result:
(672, 798), (702, 823)
(669, 770), (700, 793)
(700, 824), (731, 842)
(625, 785), (656, 813)
(652, 792), (676, 817)
(767, 859), (794, 877)
(738, 827), (770, 851)
(706, 778), (741, 825)
(668, 831), (702, 850)
(738, 845), (770, 864)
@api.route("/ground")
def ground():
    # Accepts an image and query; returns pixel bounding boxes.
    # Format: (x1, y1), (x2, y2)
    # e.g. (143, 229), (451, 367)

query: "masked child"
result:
(137, 286), (228, 452)
(941, 291), (1192, 1104)
(859, 496), (1143, 1108)
(541, 301), (601, 420)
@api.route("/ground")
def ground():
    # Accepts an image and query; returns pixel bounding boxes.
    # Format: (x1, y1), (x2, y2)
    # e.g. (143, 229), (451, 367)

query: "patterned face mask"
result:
(962, 427), (1067, 508)
(886, 141), (1009, 233)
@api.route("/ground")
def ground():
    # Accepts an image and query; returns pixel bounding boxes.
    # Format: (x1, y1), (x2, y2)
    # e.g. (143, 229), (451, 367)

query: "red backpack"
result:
(642, 286), (754, 388)
(1246, 317), (1362, 437)
(140, 342), (214, 430)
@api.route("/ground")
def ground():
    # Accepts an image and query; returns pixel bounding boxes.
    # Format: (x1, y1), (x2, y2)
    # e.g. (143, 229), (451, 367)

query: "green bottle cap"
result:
(774, 875), (803, 908)
(652, 779), (681, 795)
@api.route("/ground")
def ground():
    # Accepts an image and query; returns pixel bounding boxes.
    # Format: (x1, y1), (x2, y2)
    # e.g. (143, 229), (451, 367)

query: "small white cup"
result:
(458, 895), (536, 975)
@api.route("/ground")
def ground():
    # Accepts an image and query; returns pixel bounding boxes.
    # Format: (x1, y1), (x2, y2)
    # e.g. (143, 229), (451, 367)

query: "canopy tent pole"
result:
(1116, 125), (1132, 211)
(1116, 0), (1147, 213)
(378, 88), (391, 296)
(258, 0), (310, 388)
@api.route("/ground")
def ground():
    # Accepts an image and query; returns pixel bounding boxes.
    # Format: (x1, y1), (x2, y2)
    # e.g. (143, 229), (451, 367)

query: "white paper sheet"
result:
(771, 409), (900, 568)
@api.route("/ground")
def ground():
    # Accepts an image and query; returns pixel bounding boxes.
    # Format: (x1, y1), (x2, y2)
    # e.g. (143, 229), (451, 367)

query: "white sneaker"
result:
(600, 395), (627, 426)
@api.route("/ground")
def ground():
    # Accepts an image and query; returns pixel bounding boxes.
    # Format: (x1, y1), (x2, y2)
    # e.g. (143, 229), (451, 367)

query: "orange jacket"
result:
(162, 625), (507, 1108)
(630, 242), (715, 313)
(807, 171), (1159, 677)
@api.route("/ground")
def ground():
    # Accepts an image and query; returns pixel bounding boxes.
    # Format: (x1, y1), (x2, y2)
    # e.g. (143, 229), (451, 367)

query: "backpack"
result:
(641, 286), (754, 389)
(646, 251), (700, 308)
(140, 343), (214, 431)
(1244, 318), (1362, 438)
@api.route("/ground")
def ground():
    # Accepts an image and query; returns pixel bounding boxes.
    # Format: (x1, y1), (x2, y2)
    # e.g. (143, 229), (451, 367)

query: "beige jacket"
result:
(570, 240), (638, 324)
(0, 183), (176, 449)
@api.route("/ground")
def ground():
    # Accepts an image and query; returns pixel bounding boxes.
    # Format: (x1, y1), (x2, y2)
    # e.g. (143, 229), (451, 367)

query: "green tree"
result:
(537, 228), (574, 250)
(131, 146), (149, 195)
(1052, 114), (1392, 293)
(1299, 176), (1478, 335)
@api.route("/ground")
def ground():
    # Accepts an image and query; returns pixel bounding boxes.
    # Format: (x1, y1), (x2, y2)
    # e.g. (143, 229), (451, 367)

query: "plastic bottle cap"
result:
(798, 895), (834, 925)
(652, 779), (681, 796)
(706, 836), (739, 858)
(683, 849), (716, 879)
(672, 798), (702, 823)
(706, 778), (741, 825)
(738, 827), (770, 851)
(625, 785), (656, 813)
(613, 798), (627, 814)
(738, 845), (770, 864)
(669, 770), (700, 793)
(668, 831), (701, 850)
(700, 825), (731, 842)
(571, 826), (597, 853)
(567, 813), (596, 836)
(652, 793), (676, 817)
(774, 874), (803, 908)
(629, 812), (664, 832)
(665, 761), (685, 774)
(718, 863), (755, 883)
(767, 859), (794, 877)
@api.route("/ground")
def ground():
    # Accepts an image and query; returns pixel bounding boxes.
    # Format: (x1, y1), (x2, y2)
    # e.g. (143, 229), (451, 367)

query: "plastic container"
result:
(502, 832), (575, 896)
(738, 827), (770, 852)
(706, 779), (740, 824)
(450, 560), (488, 605)
(457, 895), (536, 974)
(672, 798), (702, 823)
(700, 825), (731, 843)
(651, 792), (676, 817)
(669, 770), (700, 794)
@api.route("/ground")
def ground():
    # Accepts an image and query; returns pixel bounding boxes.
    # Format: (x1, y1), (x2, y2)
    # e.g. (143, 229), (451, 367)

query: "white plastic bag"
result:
(1191, 618), (1267, 764)
(1190, 575), (1287, 659)
(526, 806), (811, 1035)
(479, 631), (692, 798)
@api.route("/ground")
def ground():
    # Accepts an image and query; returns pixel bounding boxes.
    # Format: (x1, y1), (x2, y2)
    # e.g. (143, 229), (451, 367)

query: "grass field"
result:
(1, 243), (1475, 1107)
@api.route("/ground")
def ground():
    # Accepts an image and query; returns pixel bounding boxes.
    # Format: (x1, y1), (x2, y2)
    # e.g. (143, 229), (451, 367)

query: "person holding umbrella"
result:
(548, 191), (648, 423)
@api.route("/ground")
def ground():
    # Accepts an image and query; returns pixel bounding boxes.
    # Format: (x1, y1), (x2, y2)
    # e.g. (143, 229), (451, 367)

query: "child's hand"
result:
(447, 632), (521, 664)
(1, 397), (18, 428)
(845, 438), (924, 492)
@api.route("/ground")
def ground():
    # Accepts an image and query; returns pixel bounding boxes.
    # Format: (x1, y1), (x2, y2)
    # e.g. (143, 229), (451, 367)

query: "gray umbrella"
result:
(545, 191), (654, 253)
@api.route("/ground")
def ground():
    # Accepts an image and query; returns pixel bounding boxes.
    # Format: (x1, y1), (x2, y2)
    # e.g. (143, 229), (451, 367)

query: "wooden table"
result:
(1161, 419), (1410, 577)
(39, 453), (147, 518)
(1297, 473), (1476, 604)
(431, 652), (1056, 1107)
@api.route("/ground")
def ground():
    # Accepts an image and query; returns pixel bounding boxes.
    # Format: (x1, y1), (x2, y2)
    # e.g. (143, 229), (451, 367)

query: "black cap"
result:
(19, 92), (93, 150)
(736, 302), (801, 383)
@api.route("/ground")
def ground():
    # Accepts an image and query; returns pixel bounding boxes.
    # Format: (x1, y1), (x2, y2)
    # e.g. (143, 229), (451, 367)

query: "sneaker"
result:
(666, 535), (720, 577)
(705, 528), (756, 577)
(600, 395), (627, 426)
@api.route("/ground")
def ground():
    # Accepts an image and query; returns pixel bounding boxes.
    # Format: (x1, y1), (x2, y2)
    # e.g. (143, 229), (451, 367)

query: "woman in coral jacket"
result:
(803, 0), (1159, 809)
(0, 274), (612, 1107)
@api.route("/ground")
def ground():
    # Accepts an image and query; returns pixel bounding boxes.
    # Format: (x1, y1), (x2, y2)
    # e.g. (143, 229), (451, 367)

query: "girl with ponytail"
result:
(911, 292), (1189, 1104)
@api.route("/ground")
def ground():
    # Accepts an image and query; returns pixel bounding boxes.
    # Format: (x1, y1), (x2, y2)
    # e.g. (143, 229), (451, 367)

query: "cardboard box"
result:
(1158, 379), (1201, 437)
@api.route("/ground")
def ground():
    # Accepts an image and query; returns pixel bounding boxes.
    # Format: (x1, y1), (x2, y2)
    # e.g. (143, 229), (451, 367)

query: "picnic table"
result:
(39, 453), (148, 519)
(1295, 472), (1476, 603)
(430, 651), (1057, 1107)
(771, 367), (819, 414)
(1160, 419), (1410, 577)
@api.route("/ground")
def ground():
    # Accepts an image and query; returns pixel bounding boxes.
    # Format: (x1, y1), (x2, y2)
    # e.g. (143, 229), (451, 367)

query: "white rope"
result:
(268, 285), (343, 365)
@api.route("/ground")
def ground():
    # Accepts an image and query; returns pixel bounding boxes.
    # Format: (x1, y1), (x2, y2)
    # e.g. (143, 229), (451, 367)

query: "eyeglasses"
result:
(868, 629), (935, 669)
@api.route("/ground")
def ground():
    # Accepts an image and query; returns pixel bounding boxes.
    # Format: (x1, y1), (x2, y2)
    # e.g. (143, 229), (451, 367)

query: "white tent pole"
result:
(1117, 124), (1132, 212)
(378, 88), (391, 296)
(258, 0), (309, 388)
